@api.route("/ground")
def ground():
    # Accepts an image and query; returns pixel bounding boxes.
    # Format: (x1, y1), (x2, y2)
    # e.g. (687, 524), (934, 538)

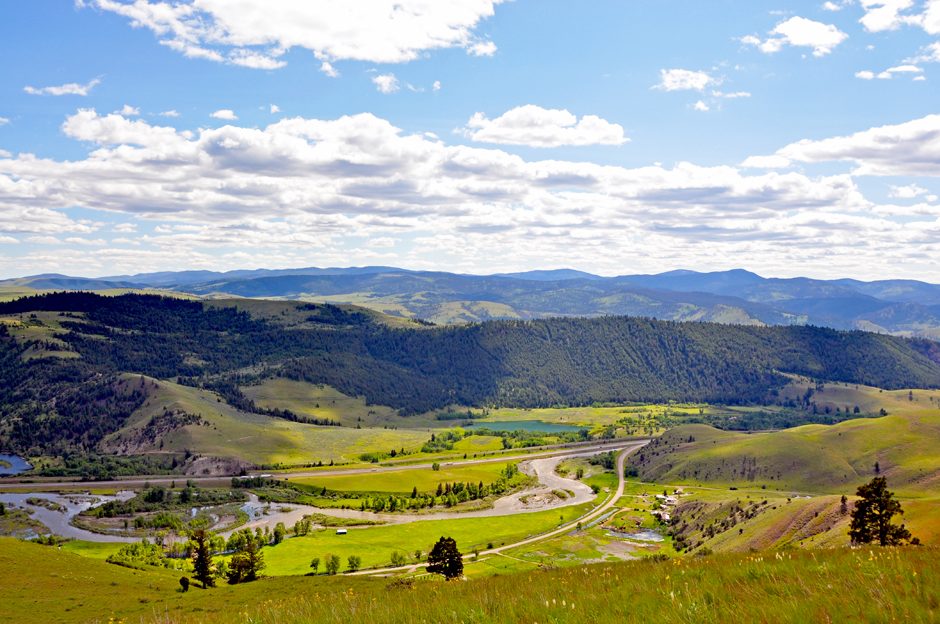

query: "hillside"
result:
(1, 292), (939, 457)
(5, 266), (940, 335)
(626, 382), (940, 496)
(1, 538), (937, 624)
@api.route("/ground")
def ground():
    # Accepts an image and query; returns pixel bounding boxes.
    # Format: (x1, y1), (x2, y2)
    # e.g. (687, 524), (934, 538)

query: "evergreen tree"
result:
(189, 528), (215, 588)
(426, 536), (463, 580)
(849, 477), (915, 546)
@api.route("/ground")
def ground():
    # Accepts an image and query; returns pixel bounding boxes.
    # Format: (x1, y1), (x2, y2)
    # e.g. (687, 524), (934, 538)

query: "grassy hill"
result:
(102, 377), (431, 467)
(1, 537), (937, 623)
(627, 382), (940, 497)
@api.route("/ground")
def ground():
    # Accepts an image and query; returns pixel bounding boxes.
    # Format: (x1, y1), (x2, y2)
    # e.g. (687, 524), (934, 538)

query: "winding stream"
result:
(0, 491), (137, 542)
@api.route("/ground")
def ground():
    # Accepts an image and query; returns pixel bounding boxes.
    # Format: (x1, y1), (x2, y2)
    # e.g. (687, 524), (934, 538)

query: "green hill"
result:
(2, 292), (939, 457)
(627, 383), (940, 497)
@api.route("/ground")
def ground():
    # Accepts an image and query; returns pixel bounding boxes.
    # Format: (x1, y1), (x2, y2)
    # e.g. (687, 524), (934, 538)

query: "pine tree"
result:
(190, 528), (215, 588)
(849, 477), (914, 546)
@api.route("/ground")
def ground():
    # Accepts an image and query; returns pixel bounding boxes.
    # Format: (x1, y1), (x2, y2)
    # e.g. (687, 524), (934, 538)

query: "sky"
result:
(0, 1), (938, 281)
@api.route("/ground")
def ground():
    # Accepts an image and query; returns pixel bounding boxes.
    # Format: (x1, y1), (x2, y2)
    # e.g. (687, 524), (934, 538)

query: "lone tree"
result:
(190, 528), (216, 588)
(849, 477), (916, 546)
(426, 536), (463, 580)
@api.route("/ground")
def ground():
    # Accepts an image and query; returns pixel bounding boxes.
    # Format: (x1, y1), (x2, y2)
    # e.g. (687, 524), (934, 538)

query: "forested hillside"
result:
(1, 292), (939, 455)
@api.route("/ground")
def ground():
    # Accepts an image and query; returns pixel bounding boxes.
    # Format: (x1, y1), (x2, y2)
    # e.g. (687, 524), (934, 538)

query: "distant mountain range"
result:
(3, 267), (940, 338)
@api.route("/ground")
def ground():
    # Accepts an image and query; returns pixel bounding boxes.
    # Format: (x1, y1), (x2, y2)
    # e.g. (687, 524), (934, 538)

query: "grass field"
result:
(102, 377), (431, 466)
(289, 460), (515, 494)
(260, 503), (591, 575)
(3, 537), (937, 624)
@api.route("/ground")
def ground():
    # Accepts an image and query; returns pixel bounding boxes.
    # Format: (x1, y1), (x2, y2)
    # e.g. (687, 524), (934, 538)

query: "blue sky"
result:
(0, 0), (938, 280)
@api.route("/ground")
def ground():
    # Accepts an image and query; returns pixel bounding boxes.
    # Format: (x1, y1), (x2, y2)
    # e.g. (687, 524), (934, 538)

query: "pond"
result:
(0, 454), (32, 476)
(470, 420), (584, 434)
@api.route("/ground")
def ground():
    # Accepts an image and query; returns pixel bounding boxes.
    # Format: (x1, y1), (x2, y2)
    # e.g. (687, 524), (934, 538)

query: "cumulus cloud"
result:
(270, 104), (281, 114)
(0, 117), (9, 126)
(211, 109), (238, 120)
(116, 104), (140, 116)
(6, 108), (935, 280)
(462, 105), (628, 147)
(889, 183), (929, 199)
(693, 101), (710, 112)
(742, 16), (848, 57)
(655, 69), (716, 91)
(433, 80), (442, 91)
(320, 61), (339, 78)
(745, 114), (940, 176)
(372, 73), (400, 94)
(85, 0), (504, 67)
(23, 77), (101, 96)
(159, 110), (180, 118)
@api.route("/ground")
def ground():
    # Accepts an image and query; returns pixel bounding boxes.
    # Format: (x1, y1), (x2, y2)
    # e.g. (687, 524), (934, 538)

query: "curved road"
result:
(349, 442), (644, 576)
(0, 438), (642, 492)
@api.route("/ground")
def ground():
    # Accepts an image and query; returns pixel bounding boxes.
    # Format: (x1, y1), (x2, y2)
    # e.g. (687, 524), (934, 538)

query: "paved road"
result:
(349, 441), (646, 576)
(0, 438), (644, 492)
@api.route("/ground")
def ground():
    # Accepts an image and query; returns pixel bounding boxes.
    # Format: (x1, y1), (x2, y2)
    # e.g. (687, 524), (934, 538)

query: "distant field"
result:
(3, 538), (938, 624)
(260, 503), (591, 575)
(103, 377), (431, 466)
(289, 461), (514, 494)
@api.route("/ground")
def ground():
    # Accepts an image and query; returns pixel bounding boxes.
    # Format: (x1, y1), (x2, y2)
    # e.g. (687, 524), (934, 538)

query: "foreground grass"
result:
(3, 538), (937, 623)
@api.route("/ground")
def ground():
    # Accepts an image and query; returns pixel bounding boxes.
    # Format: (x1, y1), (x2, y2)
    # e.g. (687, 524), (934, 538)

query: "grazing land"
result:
(2, 537), (937, 624)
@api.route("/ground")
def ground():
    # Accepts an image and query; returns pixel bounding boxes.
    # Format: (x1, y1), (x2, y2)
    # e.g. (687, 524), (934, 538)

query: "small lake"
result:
(470, 420), (584, 433)
(0, 454), (32, 476)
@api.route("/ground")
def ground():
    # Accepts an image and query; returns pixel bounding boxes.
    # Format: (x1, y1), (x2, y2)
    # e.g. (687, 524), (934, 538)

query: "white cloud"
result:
(462, 105), (628, 147)
(0, 236), (17, 244)
(116, 104), (140, 116)
(907, 41), (940, 63)
(210, 109), (238, 120)
(655, 69), (717, 91)
(159, 110), (180, 118)
(86, 0), (504, 67)
(320, 61), (339, 78)
(23, 77), (101, 96)
(889, 183), (929, 198)
(693, 100), (710, 112)
(0, 117), (9, 126)
(270, 104), (281, 114)
(372, 73), (400, 94)
(858, 0), (917, 31)
(742, 16), (848, 57)
(3, 110), (938, 280)
(433, 80), (442, 91)
(855, 70), (876, 79)
(713, 90), (751, 99)
(822, 0), (852, 10)
(468, 40), (497, 56)
(876, 64), (923, 78)
(749, 114), (940, 176)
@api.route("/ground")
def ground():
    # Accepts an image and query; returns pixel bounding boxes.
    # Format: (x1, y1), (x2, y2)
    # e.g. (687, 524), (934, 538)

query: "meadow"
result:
(3, 537), (937, 624)
(288, 460), (515, 494)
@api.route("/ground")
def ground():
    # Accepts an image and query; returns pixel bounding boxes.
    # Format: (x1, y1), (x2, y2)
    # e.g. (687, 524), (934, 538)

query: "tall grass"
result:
(161, 547), (939, 624)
